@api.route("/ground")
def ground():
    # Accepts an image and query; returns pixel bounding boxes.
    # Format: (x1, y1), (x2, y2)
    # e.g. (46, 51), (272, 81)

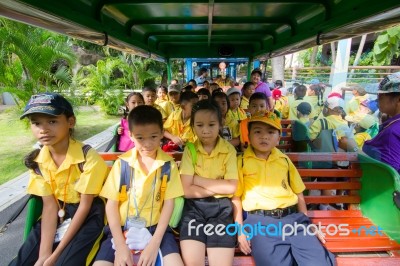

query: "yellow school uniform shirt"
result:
(346, 95), (368, 116)
(240, 96), (250, 110)
(235, 146), (305, 210)
(274, 96), (289, 119)
(156, 99), (174, 118)
(309, 114), (349, 141)
(305, 95), (323, 119)
(171, 102), (180, 112)
(179, 137), (238, 198)
(224, 113), (240, 139)
(100, 148), (183, 227)
(289, 98), (314, 120)
(354, 132), (371, 149)
(226, 108), (247, 123)
(152, 104), (168, 119)
(163, 108), (197, 143)
(27, 140), (108, 203)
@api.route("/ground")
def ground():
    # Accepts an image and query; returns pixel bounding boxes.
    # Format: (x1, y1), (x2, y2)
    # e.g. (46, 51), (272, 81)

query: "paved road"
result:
(0, 196), (28, 266)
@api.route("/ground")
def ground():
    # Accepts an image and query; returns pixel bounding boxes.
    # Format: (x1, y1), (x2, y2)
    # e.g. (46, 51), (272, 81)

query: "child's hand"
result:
(311, 225), (326, 244)
(43, 255), (57, 266)
(117, 126), (123, 135)
(238, 234), (252, 255)
(137, 240), (159, 266)
(34, 255), (50, 266)
(115, 244), (134, 266)
(171, 136), (184, 147)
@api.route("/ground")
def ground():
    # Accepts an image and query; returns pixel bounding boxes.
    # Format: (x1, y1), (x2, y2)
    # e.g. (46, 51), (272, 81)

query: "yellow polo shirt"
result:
(224, 113), (240, 139)
(156, 100), (174, 118)
(152, 104), (168, 119)
(309, 114), (349, 141)
(346, 95), (368, 116)
(226, 108), (247, 123)
(354, 132), (371, 149)
(179, 137), (238, 198)
(289, 99), (314, 120)
(27, 140), (108, 203)
(235, 146), (305, 210)
(240, 96), (250, 110)
(274, 96), (289, 119)
(163, 108), (197, 143)
(305, 95), (323, 119)
(100, 148), (183, 227)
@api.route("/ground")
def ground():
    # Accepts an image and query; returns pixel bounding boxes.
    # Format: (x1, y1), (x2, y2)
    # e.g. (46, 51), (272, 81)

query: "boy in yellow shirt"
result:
(94, 105), (184, 266)
(232, 112), (335, 266)
(142, 87), (168, 120)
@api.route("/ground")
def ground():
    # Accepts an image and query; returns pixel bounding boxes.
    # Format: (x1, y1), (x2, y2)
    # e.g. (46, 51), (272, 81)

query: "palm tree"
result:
(0, 18), (77, 106)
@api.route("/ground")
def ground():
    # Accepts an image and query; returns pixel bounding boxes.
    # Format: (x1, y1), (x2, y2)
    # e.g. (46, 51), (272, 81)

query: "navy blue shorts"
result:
(180, 197), (236, 248)
(95, 225), (179, 263)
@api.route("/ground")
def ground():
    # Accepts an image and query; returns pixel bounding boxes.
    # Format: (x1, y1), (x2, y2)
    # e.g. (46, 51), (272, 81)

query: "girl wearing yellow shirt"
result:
(179, 100), (238, 266)
(11, 93), (108, 266)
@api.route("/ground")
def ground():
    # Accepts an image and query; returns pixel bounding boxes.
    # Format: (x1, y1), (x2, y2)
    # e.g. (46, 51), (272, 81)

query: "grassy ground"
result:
(0, 106), (119, 185)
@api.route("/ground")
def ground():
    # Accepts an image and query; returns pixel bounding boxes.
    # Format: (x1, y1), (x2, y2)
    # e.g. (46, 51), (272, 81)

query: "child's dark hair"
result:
(157, 85), (168, 94)
(142, 87), (156, 94)
(249, 92), (267, 104)
(180, 91), (199, 104)
(275, 80), (283, 87)
(196, 88), (211, 98)
(242, 81), (254, 93)
(212, 91), (230, 110)
(188, 79), (197, 87)
(211, 87), (223, 97)
(309, 84), (325, 106)
(128, 105), (163, 132)
(294, 85), (307, 99)
(182, 85), (193, 92)
(190, 99), (223, 130)
(24, 149), (41, 170)
(123, 92), (144, 118)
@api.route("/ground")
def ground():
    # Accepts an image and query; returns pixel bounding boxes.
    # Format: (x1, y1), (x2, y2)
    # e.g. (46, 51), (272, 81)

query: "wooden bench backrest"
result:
(99, 152), (362, 205)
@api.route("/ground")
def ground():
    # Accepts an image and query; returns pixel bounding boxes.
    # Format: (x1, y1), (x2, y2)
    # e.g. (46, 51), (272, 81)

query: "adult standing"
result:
(363, 72), (400, 173)
(251, 68), (274, 111)
(194, 67), (208, 86)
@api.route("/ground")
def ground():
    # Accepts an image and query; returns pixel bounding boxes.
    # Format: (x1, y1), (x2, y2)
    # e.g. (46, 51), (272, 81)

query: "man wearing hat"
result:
(345, 84), (368, 116)
(251, 68), (274, 111)
(232, 112), (335, 266)
(168, 84), (181, 111)
(363, 72), (400, 173)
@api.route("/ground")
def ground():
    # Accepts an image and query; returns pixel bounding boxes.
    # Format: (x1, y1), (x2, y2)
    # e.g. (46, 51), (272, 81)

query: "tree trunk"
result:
(349, 34), (367, 77)
(271, 56), (285, 82)
(310, 46), (318, 66)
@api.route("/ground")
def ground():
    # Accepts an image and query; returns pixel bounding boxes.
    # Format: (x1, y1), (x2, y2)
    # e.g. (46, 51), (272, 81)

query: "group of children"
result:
(10, 89), (336, 266)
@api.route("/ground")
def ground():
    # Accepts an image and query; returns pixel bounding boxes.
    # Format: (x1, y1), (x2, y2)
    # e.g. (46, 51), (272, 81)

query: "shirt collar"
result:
(195, 136), (230, 157)
(380, 113), (400, 132)
(34, 139), (85, 172)
(243, 146), (285, 162)
(119, 147), (172, 173)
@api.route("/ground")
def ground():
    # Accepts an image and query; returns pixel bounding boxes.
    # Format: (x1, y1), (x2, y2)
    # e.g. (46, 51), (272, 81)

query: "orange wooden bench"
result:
(99, 152), (400, 266)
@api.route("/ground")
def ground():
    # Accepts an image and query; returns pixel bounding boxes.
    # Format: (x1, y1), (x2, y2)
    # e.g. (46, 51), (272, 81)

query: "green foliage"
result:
(0, 18), (77, 107)
(349, 51), (374, 66)
(373, 25), (400, 65)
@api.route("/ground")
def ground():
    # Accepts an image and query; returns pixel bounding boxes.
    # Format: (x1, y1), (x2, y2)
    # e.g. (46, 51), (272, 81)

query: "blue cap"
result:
(20, 93), (74, 119)
(310, 78), (320, 85)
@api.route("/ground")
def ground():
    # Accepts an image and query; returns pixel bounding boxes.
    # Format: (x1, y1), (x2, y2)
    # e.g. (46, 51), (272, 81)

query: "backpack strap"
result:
(320, 118), (328, 130)
(78, 144), (92, 173)
(119, 159), (131, 192)
(284, 157), (290, 187)
(34, 144), (91, 176)
(159, 161), (171, 204)
(186, 142), (197, 166)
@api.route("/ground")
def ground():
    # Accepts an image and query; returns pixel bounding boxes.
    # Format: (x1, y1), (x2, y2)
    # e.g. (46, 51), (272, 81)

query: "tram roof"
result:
(1, 0), (400, 62)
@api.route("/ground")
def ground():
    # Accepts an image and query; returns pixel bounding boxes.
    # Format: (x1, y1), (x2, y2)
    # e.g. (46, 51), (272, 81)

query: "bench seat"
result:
(93, 152), (400, 265)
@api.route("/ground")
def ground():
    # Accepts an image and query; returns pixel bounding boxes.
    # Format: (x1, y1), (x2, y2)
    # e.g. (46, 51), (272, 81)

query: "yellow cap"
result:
(345, 114), (376, 130)
(249, 112), (282, 132)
